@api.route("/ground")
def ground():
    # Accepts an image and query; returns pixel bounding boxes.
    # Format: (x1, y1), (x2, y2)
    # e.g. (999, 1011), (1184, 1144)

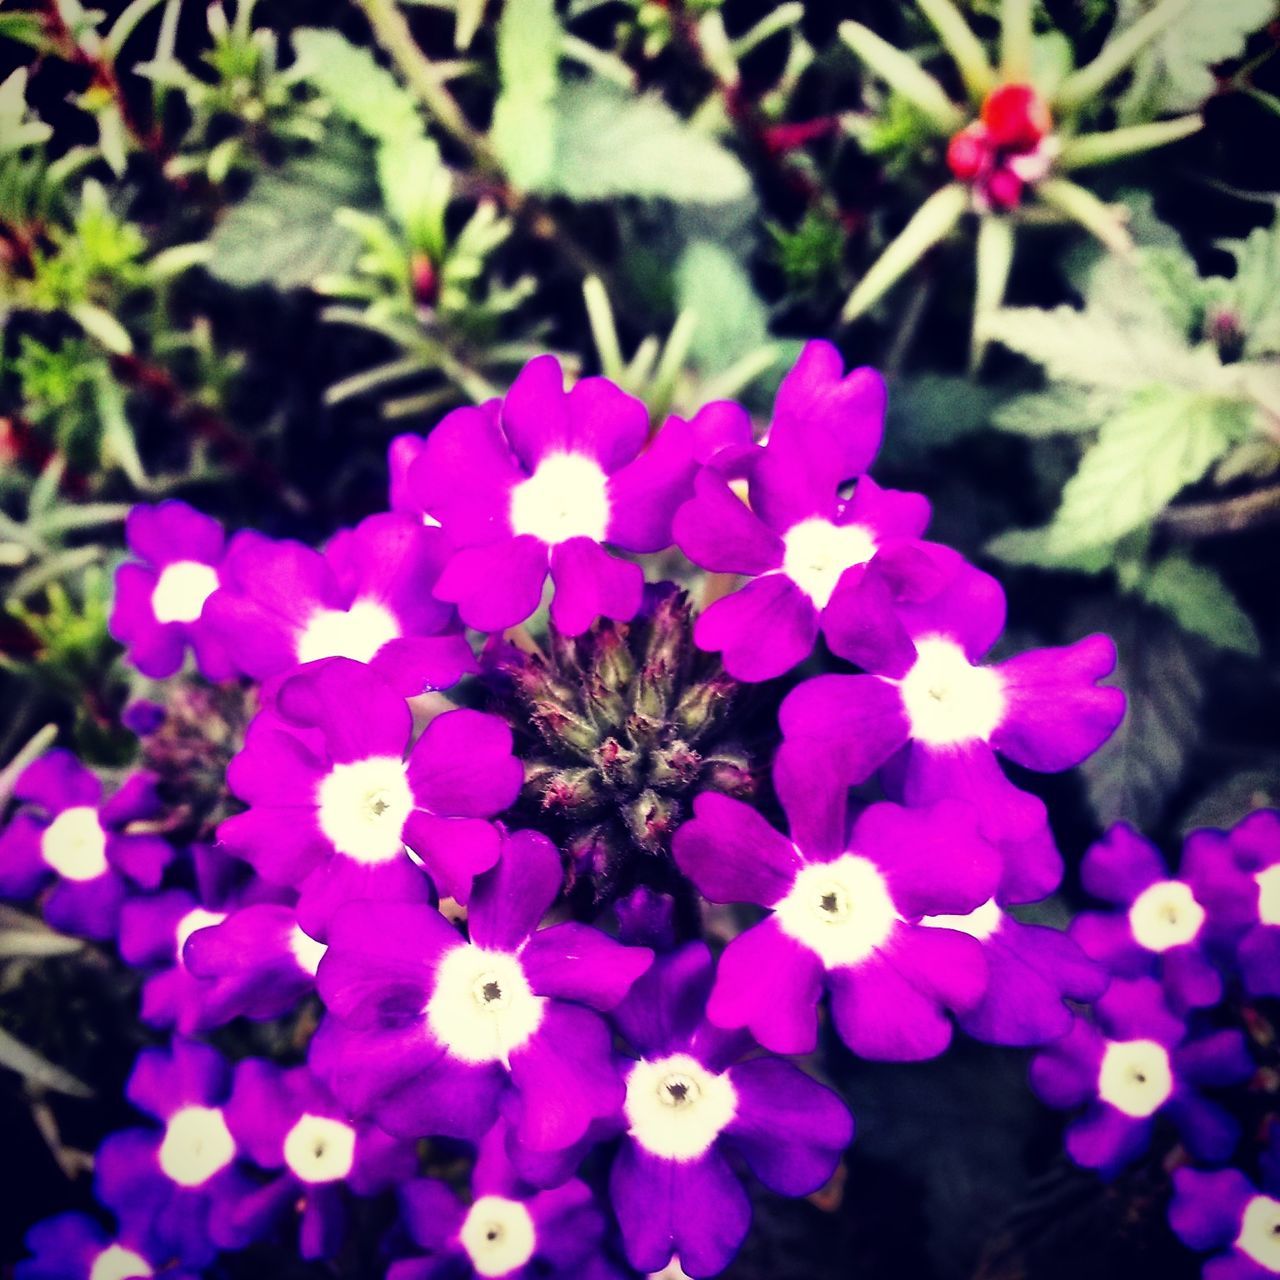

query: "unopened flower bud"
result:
(673, 676), (734, 741)
(411, 252), (438, 306)
(986, 168), (1024, 211)
(981, 84), (1052, 151)
(946, 125), (989, 182)
(624, 788), (680, 855)
(649, 742), (702, 789)
(614, 886), (677, 949)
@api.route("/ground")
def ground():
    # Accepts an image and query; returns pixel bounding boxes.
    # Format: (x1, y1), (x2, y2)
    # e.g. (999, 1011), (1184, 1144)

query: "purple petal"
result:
(297, 855), (436, 942)
(828, 952), (954, 1062)
(407, 710), (522, 818)
(693, 574), (818, 682)
(401, 812), (503, 904)
(1081, 823), (1167, 905)
(548, 538), (644, 636)
(893, 558), (1007, 661)
(673, 468), (784, 572)
(612, 942), (715, 1059)
(370, 634), (476, 698)
(1167, 1092), (1242, 1163)
(433, 537), (549, 632)
(466, 829), (562, 950)
(1065, 1104), (1149, 1172)
(520, 922), (652, 1009)
(1169, 1167), (1254, 1250)
(778, 673), (910, 787)
(605, 418), (698, 552)
(398, 1178), (466, 1250)
(1028, 1018), (1104, 1109)
(275, 659), (411, 764)
(672, 791), (801, 907)
(15, 751), (101, 811)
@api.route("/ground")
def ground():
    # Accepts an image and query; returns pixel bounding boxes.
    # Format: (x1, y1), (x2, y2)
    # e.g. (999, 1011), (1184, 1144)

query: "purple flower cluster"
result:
(2, 344), (1173, 1280)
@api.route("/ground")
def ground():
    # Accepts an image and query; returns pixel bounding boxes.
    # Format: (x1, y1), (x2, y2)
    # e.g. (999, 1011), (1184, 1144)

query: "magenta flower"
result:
(1071, 822), (1239, 1011)
(609, 943), (853, 1278)
(387, 1122), (603, 1280)
(16, 1212), (197, 1280)
(1029, 977), (1253, 1174)
(312, 829), (651, 1153)
(95, 1041), (261, 1266)
(110, 500), (234, 681)
(778, 557), (1125, 902)
(223, 1060), (417, 1260)
(406, 355), (699, 635)
(218, 657), (522, 927)
(0, 752), (172, 940)
(204, 512), (473, 696)
(1170, 1154), (1280, 1280)
(673, 772), (1000, 1060)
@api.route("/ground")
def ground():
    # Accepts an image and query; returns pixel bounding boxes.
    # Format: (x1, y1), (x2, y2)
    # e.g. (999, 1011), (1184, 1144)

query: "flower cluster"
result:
(2, 345), (1144, 1279)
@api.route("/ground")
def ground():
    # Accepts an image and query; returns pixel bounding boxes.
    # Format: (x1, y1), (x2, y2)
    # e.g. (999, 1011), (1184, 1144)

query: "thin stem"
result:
(1159, 483), (1280, 538)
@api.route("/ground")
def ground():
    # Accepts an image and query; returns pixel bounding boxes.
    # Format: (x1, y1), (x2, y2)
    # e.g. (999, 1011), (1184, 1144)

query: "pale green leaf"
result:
(675, 239), (772, 377)
(1219, 216), (1280, 358)
(0, 1026), (92, 1098)
(1044, 386), (1247, 553)
(377, 136), (451, 254)
(992, 385), (1120, 435)
(0, 69), (51, 153)
(985, 525), (1113, 572)
(1135, 552), (1261, 655)
(491, 0), (561, 188)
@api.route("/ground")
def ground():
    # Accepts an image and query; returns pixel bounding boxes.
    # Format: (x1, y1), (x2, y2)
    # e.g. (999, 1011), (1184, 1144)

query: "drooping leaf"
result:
(1077, 601), (1204, 827)
(675, 239), (771, 376)
(541, 80), (751, 205)
(1043, 386), (1247, 553)
(1134, 552), (1261, 656)
(490, 0), (561, 189)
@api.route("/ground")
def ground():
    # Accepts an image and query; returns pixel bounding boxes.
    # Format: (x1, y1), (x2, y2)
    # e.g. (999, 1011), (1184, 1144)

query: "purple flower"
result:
(778, 557), (1125, 902)
(406, 355), (698, 635)
(204, 512), (473, 696)
(920, 900), (1107, 1046)
(218, 658), (522, 928)
(16, 1212), (196, 1280)
(673, 775), (1000, 1060)
(674, 342), (949, 682)
(1071, 822), (1237, 1011)
(181, 901), (326, 1026)
(388, 433), (435, 520)
(0, 753), (172, 939)
(1170, 1159), (1280, 1280)
(1029, 977), (1253, 1174)
(388, 1122), (603, 1280)
(223, 1059), (417, 1259)
(109, 501), (233, 681)
(95, 1040), (260, 1266)
(608, 943), (853, 1278)
(312, 828), (652, 1153)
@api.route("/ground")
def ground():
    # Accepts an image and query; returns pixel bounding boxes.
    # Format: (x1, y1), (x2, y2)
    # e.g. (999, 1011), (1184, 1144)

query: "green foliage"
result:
(1135, 552), (1261, 656)
(675, 239), (774, 378)
(491, 0), (561, 188)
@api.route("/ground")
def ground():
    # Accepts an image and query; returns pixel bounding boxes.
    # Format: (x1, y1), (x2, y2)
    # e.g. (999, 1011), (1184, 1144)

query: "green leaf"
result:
(1134, 553), (1261, 655)
(0, 69), (52, 153)
(377, 136), (451, 255)
(1076, 600), (1203, 827)
(992, 385), (1119, 435)
(985, 525), (1113, 573)
(1116, 0), (1273, 118)
(1135, 245), (1210, 339)
(292, 28), (421, 146)
(491, 0), (561, 189)
(1043, 386), (1247, 553)
(540, 80), (750, 204)
(1219, 217), (1280, 358)
(881, 374), (1001, 464)
(0, 1026), (92, 1098)
(1180, 763), (1280, 832)
(206, 138), (374, 289)
(675, 239), (772, 377)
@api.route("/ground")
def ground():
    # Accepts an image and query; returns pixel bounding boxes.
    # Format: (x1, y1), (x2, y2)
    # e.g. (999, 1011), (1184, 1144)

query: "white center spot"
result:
(89, 1245), (154, 1280)
(315, 756), (414, 863)
(426, 945), (544, 1066)
(297, 599), (400, 666)
(1256, 865), (1280, 928)
(1128, 880), (1205, 952)
(460, 1195), (538, 1278)
(920, 897), (1003, 941)
(282, 1113), (357, 1184)
(290, 925), (327, 976)
(625, 1052), (737, 1161)
(151, 561), (219, 625)
(509, 452), (610, 545)
(175, 908), (226, 961)
(774, 854), (900, 969)
(898, 637), (1005, 746)
(782, 518), (877, 609)
(40, 806), (108, 882)
(1237, 1194), (1280, 1272)
(1097, 1039), (1173, 1118)
(158, 1105), (236, 1187)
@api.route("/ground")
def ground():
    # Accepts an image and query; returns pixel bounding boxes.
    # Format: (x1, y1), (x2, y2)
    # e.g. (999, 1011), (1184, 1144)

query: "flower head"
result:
(1170, 1158), (1280, 1280)
(16, 1212), (197, 1280)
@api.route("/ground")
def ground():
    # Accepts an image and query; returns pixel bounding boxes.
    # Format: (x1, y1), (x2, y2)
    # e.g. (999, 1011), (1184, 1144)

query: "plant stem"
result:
(1159, 484), (1280, 538)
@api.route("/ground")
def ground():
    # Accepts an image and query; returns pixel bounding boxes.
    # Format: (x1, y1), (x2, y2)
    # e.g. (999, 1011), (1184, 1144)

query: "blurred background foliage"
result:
(1, 0), (1279, 1276)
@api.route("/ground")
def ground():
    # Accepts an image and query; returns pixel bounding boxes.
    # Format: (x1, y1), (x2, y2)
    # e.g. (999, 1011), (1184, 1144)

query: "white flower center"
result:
(158, 1105), (236, 1187)
(296, 599), (400, 666)
(625, 1052), (737, 1162)
(509, 452), (610, 544)
(1127, 880), (1204, 952)
(89, 1245), (154, 1280)
(40, 806), (108, 881)
(1237, 1194), (1280, 1272)
(920, 897), (1003, 941)
(282, 1113), (357, 1184)
(426, 946), (544, 1066)
(898, 637), (1005, 746)
(315, 756), (414, 863)
(774, 854), (899, 969)
(151, 560), (219, 625)
(1097, 1040), (1173, 1118)
(175, 908), (227, 960)
(1257, 865), (1280, 928)
(782, 518), (877, 609)
(290, 925), (327, 976)
(459, 1195), (538, 1278)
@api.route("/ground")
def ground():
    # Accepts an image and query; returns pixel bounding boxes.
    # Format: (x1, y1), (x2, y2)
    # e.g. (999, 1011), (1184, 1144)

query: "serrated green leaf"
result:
(206, 137), (374, 289)
(540, 80), (750, 204)
(985, 525), (1113, 572)
(1044, 386), (1247, 553)
(377, 136), (450, 255)
(675, 239), (771, 376)
(1220, 217), (1280, 358)
(1117, 0), (1273, 118)
(1136, 245), (1210, 340)
(1076, 600), (1203, 827)
(992, 385), (1119, 435)
(491, 0), (561, 188)
(1135, 553), (1261, 655)
(292, 28), (421, 146)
